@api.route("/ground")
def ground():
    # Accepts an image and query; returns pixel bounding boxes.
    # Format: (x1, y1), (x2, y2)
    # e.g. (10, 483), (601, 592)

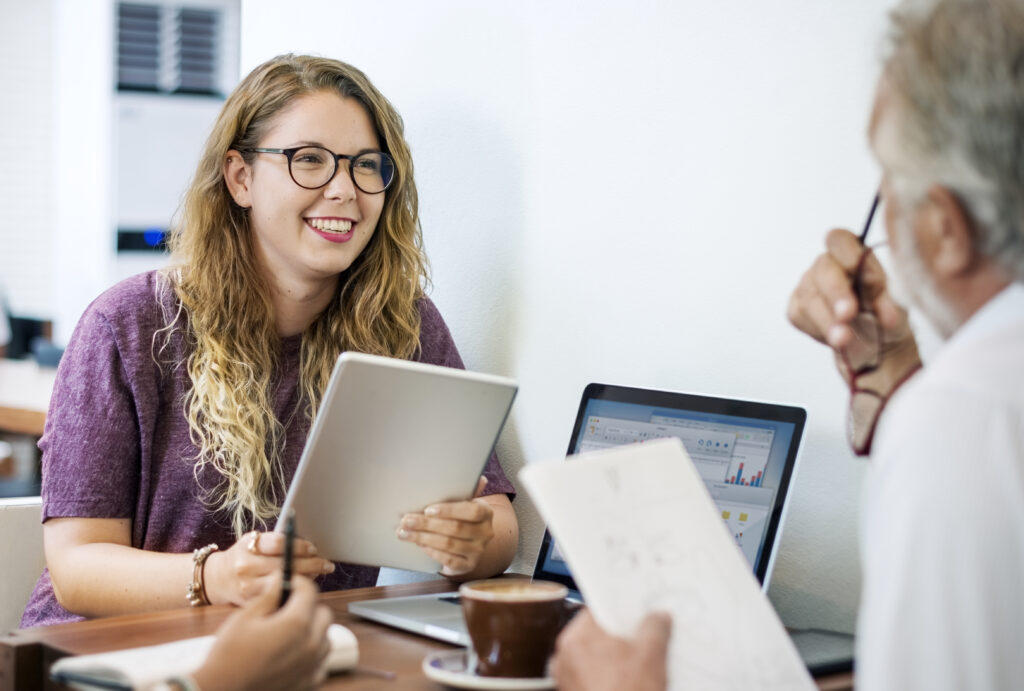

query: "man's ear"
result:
(223, 150), (253, 208)
(923, 185), (977, 278)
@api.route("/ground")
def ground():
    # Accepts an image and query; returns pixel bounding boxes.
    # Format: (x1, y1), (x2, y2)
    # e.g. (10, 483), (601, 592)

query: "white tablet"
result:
(276, 352), (517, 573)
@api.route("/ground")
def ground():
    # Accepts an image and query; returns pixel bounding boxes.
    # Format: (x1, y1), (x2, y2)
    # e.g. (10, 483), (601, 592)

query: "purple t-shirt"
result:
(22, 271), (513, 628)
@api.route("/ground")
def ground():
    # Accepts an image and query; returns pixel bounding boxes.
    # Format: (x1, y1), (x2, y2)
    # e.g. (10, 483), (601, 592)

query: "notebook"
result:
(348, 383), (819, 648)
(50, 623), (358, 689)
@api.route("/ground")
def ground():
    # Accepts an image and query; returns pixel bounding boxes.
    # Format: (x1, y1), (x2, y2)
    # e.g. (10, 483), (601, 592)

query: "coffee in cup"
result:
(460, 579), (570, 678)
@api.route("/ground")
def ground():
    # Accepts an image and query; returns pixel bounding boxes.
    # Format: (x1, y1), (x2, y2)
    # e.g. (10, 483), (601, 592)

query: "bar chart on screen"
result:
(724, 428), (774, 487)
(725, 462), (765, 486)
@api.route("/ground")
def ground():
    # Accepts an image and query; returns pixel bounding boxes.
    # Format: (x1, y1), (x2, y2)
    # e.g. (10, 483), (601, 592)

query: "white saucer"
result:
(421, 650), (555, 690)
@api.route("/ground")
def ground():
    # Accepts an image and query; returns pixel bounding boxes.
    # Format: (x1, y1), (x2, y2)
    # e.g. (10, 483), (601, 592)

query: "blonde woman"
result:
(22, 55), (518, 627)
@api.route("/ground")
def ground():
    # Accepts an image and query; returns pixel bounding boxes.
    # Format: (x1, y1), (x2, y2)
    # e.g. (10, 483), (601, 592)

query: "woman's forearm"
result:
(45, 517), (337, 618)
(48, 541), (195, 618)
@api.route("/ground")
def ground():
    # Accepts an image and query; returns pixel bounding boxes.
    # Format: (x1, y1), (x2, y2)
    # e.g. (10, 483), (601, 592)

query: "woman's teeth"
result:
(309, 219), (352, 232)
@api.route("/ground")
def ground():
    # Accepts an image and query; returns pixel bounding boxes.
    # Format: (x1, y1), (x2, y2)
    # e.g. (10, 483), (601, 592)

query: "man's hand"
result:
(788, 228), (920, 389)
(193, 574), (333, 691)
(788, 228), (909, 348)
(551, 610), (671, 691)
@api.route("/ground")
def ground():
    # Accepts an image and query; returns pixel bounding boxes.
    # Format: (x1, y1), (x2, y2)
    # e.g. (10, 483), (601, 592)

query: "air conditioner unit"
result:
(112, 0), (239, 281)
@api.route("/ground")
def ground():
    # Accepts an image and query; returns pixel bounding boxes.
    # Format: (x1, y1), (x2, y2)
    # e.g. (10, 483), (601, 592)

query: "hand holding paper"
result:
(553, 609), (673, 691)
(520, 437), (814, 691)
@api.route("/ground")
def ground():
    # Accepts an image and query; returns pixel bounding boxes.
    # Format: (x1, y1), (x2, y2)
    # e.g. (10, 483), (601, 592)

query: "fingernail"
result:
(308, 544), (318, 556)
(323, 561), (335, 574)
(835, 298), (855, 316)
(425, 506), (440, 516)
(397, 529), (409, 540)
(827, 324), (846, 346)
(402, 517), (417, 529)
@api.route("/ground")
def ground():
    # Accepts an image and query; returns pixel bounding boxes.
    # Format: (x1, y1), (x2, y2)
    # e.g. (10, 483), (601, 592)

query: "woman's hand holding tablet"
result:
(397, 476), (498, 577)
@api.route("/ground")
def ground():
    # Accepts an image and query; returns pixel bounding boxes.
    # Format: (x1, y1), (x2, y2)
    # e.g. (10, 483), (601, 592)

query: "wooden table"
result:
(0, 579), (853, 690)
(0, 360), (56, 437)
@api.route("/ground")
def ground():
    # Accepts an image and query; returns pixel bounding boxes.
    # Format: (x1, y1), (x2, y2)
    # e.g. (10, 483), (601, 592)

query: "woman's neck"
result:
(267, 274), (339, 337)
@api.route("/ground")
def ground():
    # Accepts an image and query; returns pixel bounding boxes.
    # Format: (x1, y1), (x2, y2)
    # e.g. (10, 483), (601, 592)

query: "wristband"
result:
(186, 543), (219, 607)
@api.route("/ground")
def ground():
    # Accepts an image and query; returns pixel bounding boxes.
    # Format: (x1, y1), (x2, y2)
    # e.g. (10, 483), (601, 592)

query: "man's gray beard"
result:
(888, 213), (962, 340)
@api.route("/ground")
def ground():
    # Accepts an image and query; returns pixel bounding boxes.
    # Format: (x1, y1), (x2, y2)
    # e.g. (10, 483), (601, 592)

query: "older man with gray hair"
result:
(551, 0), (1024, 688)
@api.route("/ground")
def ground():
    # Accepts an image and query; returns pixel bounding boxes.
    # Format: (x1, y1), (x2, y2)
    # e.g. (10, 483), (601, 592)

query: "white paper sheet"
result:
(519, 437), (814, 691)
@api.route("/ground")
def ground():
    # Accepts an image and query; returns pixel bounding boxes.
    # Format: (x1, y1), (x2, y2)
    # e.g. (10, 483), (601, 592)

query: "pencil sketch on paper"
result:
(520, 437), (815, 691)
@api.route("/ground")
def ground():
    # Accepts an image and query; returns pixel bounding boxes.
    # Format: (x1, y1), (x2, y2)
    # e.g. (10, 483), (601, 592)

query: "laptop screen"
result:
(533, 383), (806, 590)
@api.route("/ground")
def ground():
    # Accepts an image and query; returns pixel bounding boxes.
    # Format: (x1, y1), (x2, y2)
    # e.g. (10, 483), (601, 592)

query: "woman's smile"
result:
(306, 216), (356, 243)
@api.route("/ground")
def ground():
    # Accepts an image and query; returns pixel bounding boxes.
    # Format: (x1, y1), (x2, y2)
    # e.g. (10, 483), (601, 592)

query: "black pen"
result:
(280, 508), (295, 608)
(859, 190), (881, 245)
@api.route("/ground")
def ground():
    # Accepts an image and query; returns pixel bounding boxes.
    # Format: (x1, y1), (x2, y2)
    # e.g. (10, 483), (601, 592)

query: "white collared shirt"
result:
(857, 283), (1024, 690)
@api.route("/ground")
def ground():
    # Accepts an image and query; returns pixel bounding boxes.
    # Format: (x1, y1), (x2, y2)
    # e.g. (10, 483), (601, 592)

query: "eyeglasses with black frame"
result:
(244, 146), (395, 194)
(842, 189), (884, 454)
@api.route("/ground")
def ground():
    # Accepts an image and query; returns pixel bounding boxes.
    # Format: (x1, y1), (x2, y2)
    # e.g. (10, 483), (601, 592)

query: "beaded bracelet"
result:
(186, 543), (219, 607)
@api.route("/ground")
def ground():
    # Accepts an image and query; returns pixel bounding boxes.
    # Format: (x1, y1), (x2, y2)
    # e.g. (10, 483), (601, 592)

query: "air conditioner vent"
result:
(116, 2), (224, 96)
(176, 8), (219, 93)
(117, 3), (162, 91)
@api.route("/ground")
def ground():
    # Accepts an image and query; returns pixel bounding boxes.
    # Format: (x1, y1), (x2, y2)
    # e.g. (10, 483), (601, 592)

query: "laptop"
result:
(348, 383), (852, 674)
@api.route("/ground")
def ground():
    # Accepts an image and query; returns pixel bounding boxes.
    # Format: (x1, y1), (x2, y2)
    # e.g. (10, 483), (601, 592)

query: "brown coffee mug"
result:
(460, 579), (570, 678)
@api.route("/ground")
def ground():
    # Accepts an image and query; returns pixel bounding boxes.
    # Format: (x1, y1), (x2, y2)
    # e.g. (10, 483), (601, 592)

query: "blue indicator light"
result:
(143, 227), (165, 247)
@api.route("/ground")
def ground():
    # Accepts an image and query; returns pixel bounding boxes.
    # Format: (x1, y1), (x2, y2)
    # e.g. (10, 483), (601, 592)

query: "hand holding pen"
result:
(194, 573), (335, 691)
(787, 189), (911, 352)
(787, 186), (922, 453)
(275, 509), (397, 682)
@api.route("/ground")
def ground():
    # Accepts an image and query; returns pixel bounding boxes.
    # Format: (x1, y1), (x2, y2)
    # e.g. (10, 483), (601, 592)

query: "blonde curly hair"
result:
(162, 54), (428, 537)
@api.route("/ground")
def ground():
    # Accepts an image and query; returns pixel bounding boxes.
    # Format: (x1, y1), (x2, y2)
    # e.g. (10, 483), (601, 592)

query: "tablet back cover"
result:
(278, 352), (517, 573)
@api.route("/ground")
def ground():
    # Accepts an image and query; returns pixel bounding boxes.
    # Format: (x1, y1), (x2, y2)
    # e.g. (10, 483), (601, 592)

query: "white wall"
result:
(51, 0), (116, 344)
(0, 0), (55, 319)
(240, 0), (896, 633)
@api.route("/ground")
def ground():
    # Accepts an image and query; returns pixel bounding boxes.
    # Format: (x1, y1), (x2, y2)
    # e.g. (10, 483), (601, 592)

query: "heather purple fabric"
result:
(22, 271), (513, 627)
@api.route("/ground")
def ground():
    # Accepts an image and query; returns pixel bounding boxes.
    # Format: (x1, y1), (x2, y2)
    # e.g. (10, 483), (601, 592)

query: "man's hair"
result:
(880, 0), (1024, 280)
